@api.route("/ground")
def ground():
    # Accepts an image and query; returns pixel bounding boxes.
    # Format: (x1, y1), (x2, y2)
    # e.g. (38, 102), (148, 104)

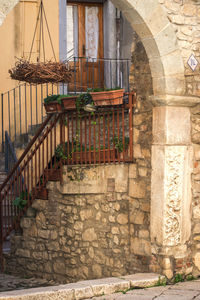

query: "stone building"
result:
(1, 0), (200, 283)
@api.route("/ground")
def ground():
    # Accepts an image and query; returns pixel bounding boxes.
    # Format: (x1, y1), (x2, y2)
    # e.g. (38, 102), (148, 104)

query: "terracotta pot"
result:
(90, 89), (124, 106)
(71, 149), (116, 163)
(34, 187), (48, 200)
(61, 96), (77, 110)
(44, 102), (62, 113)
(44, 169), (61, 181)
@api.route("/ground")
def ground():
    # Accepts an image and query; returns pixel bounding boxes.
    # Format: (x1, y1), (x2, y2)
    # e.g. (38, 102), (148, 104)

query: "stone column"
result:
(151, 106), (192, 278)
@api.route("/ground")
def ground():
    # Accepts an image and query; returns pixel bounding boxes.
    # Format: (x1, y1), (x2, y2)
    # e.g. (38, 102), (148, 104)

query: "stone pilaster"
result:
(150, 106), (193, 278)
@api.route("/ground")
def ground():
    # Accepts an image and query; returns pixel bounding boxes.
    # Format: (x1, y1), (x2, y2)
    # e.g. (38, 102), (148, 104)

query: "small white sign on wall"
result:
(188, 54), (198, 71)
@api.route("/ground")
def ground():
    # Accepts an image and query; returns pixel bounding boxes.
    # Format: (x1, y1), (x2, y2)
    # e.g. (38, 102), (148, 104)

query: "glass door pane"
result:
(85, 6), (99, 61)
(66, 5), (78, 60)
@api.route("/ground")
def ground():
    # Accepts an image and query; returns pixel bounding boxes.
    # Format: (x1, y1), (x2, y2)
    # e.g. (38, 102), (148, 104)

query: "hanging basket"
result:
(9, 1), (73, 85)
(9, 60), (73, 84)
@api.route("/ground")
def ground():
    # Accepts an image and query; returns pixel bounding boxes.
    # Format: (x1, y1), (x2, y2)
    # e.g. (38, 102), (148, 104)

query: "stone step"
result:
(0, 273), (165, 299)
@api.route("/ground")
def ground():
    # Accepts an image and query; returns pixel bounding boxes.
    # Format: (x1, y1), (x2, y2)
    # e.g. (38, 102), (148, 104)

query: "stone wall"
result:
(5, 83), (154, 282)
(160, 0), (200, 96)
(6, 161), (152, 283)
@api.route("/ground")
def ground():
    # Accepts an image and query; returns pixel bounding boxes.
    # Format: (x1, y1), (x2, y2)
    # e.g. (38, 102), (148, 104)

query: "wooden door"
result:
(67, 2), (104, 91)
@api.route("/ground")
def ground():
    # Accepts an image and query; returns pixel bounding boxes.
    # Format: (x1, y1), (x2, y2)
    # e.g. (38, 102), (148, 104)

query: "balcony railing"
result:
(0, 57), (130, 152)
(0, 92), (134, 269)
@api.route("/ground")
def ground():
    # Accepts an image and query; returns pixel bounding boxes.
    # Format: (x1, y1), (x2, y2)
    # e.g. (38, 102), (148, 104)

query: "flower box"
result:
(61, 96), (77, 111)
(90, 89), (124, 106)
(34, 187), (48, 200)
(44, 102), (62, 114)
(44, 169), (61, 181)
(70, 149), (116, 163)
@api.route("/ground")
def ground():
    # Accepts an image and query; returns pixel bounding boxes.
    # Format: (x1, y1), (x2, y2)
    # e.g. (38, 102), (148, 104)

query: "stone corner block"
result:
(153, 106), (191, 145)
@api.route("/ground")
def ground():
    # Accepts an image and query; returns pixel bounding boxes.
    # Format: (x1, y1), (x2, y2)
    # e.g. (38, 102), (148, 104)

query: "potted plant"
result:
(60, 94), (78, 110)
(113, 136), (130, 160)
(89, 87), (125, 106)
(44, 95), (62, 113)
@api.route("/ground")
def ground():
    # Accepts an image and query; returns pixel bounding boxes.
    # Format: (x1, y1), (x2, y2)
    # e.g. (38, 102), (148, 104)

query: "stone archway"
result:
(0, 0), (186, 97)
(1, 0), (194, 280)
(0, 0), (19, 26)
(111, 0), (185, 97)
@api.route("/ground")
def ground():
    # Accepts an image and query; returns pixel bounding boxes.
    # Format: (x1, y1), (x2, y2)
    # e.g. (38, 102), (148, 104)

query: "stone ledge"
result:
(150, 94), (200, 107)
(0, 273), (164, 300)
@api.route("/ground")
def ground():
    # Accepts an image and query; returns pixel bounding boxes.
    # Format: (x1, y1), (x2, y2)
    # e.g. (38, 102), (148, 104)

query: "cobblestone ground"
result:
(87, 279), (200, 300)
(0, 273), (55, 292)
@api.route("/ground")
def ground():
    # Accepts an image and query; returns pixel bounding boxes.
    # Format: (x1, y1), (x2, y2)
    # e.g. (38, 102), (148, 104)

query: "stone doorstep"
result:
(0, 273), (164, 300)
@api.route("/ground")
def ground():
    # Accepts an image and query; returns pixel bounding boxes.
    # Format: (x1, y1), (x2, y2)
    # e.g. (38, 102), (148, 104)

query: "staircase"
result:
(0, 113), (63, 271)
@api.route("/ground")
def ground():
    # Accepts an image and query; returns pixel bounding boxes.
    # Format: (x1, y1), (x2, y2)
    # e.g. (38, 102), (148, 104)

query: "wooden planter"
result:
(70, 149), (116, 163)
(61, 96), (77, 111)
(44, 169), (61, 181)
(90, 89), (125, 106)
(34, 187), (48, 200)
(44, 102), (62, 114)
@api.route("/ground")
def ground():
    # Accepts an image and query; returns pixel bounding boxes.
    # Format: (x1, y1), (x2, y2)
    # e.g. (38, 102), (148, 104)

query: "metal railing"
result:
(0, 92), (135, 270)
(0, 57), (130, 152)
(5, 131), (18, 174)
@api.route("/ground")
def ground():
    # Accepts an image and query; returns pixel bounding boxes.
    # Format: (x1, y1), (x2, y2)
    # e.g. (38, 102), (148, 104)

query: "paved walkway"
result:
(88, 280), (200, 300)
(0, 273), (200, 300)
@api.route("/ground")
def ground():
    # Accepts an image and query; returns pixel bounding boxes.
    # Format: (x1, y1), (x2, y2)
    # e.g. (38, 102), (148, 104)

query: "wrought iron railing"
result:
(5, 131), (18, 174)
(0, 92), (134, 270)
(0, 58), (130, 152)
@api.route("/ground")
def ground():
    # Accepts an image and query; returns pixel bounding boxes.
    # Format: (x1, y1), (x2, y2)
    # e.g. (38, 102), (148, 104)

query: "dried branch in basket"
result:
(9, 59), (73, 84)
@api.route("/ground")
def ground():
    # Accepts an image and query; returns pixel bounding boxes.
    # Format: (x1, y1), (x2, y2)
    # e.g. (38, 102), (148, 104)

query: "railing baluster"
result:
(92, 58), (94, 89)
(50, 128), (53, 170)
(19, 85), (22, 135)
(86, 57), (89, 89)
(38, 138), (41, 187)
(30, 84), (33, 130)
(107, 112), (110, 163)
(14, 89), (16, 141)
(80, 58), (83, 93)
(112, 108), (115, 163)
(31, 150), (33, 192)
(67, 113), (70, 165)
(122, 105), (125, 162)
(98, 114), (100, 163)
(41, 84), (43, 122)
(27, 157), (30, 206)
(117, 106), (120, 163)
(84, 116), (87, 164)
(1, 94), (3, 152)
(89, 114), (91, 164)
(8, 92), (11, 137)
(72, 113), (74, 165)
(103, 112), (105, 164)
(36, 85), (38, 125)
(35, 144), (37, 187)
(25, 84), (27, 134)
(93, 113), (96, 164)
(80, 113), (83, 165)
(74, 57), (77, 94)
(75, 112), (78, 164)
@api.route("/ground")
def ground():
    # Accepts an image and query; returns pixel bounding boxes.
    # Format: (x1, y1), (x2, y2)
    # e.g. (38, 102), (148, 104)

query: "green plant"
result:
(55, 141), (85, 160)
(113, 136), (129, 153)
(155, 276), (167, 287)
(13, 190), (31, 210)
(44, 94), (62, 104)
(173, 273), (184, 284)
(186, 274), (197, 281)
(75, 92), (94, 113)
